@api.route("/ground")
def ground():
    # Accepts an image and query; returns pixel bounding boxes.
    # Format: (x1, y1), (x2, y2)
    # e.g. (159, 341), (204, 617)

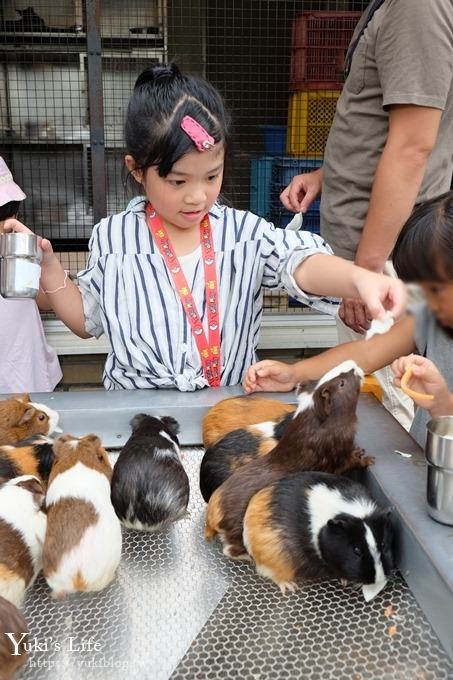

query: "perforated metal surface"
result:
(18, 449), (453, 680)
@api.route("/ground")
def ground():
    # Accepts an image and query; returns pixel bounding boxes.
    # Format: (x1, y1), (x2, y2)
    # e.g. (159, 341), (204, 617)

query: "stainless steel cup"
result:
(425, 416), (453, 525)
(0, 233), (42, 299)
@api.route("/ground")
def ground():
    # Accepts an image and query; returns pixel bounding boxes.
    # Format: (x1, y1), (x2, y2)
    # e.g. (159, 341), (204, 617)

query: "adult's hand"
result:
(338, 297), (370, 334)
(280, 167), (323, 213)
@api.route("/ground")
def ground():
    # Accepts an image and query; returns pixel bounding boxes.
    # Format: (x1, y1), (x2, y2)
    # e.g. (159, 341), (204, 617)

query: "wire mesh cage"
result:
(1, 0), (369, 313)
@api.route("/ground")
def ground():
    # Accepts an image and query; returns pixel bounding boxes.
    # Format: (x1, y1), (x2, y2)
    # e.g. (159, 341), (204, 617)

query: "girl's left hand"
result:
(392, 354), (453, 415)
(353, 268), (407, 323)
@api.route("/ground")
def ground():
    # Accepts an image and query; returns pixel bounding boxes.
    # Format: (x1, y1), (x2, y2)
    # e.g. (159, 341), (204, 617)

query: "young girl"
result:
(5, 64), (405, 391)
(0, 157), (62, 393)
(244, 191), (453, 446)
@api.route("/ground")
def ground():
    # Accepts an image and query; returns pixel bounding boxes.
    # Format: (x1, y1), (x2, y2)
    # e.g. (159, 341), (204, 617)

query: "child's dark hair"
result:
(124, 63), (230, 190)
(0, 200), (20, 222)
(393, 191), (453, 282)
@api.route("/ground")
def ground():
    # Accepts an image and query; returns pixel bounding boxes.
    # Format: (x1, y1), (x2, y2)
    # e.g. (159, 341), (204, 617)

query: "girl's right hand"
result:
(3, 218), (55, 267)
(280, 168), (323, 213)
(392, 354), (453, 415)
(243, 360), (298, 393)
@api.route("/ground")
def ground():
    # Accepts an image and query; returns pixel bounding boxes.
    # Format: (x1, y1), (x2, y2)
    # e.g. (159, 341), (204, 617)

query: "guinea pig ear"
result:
(84, 434), (102, 449)
(327, 518), (346, 530)
(160, 416), (180, 437)
(15, 393), (31, 404)
(314, 386), (332, 420)
(130, 413), (148, 431)
(18, 406), (36, 425)
(52, 434), (74, 457)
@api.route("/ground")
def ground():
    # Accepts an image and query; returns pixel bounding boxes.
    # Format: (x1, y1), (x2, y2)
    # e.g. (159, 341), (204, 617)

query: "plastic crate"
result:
(286, 90), (340, 157)
(271, 156), (322, 193)
(290, 11), (362, 90)
(258, 124), (287, 155)
(250, 156), (275, 220)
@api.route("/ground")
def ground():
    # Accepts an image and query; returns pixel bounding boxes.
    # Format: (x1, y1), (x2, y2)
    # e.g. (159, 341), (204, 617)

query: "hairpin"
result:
(181, 115), (215, 152)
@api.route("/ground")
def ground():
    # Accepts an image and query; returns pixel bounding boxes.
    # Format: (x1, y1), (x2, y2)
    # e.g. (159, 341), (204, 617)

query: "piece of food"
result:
(400, 367), (434, 401)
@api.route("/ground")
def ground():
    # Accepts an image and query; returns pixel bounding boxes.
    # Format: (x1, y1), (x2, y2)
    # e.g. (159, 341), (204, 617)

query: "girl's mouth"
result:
(181, 210), (203, 221)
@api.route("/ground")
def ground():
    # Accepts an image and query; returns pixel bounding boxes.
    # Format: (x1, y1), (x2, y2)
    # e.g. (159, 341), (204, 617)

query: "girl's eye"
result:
(169, 180), (185, 187)
(207, 174), (220, 182)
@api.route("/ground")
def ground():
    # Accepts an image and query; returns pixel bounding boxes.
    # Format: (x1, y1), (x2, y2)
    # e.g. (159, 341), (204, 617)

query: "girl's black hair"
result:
(0, 200), (20, 222)
(393, 191), (453, 282)
(124, 63), (231, 193)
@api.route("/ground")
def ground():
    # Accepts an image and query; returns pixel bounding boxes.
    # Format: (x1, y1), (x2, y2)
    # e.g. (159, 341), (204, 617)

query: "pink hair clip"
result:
(181, 115), (215, 152)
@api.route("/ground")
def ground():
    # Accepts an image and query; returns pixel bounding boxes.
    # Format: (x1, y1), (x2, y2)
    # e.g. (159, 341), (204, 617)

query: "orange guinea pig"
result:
(202, 395), (295, 448)
(0, 394), (61, 445)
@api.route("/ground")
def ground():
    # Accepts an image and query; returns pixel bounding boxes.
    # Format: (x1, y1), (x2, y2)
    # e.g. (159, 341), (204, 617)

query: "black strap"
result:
(344, 0), (387, 76)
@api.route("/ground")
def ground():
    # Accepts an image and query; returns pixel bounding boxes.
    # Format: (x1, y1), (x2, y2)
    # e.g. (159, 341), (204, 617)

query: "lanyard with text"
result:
(146, 203), (221, 387)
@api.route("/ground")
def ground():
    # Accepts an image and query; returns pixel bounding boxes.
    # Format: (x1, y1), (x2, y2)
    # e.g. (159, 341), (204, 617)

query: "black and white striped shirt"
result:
(77, 200), (337, 390)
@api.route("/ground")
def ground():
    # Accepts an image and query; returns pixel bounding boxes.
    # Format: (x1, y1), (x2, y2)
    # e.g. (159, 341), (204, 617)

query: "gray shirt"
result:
(321, 0), (453, 260)
(409, 304), (453, 447)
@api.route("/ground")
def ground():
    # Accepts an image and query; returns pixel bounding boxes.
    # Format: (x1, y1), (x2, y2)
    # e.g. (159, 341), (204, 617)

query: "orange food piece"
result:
(400, 367), (434, 401)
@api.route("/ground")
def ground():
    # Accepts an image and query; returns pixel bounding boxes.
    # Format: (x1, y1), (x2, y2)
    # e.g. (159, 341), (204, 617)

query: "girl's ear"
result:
(124, 155), (143, 184)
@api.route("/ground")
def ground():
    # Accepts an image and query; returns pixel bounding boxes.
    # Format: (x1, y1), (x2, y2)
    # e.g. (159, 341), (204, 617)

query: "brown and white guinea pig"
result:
(200, 410), (294, 503)
(0, 595), (29, 680)
(0, 435), (55, 486)
(0, 394), (61, 445)
(243, 472), (394, 600)
(111, 414), (189, 531)
(0, 475), (47, 607)
(202, 395), (295, 448)
(205, 360), (374, 559)
(42, 433), (122, 599)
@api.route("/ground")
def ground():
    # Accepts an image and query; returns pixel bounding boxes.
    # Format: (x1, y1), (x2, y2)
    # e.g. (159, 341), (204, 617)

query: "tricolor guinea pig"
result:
(243, 471), (394, 600)
(205, 360), (373, 558)
(0, 595), (29, 680)
(111, 414), (189, 531)
(42, 434), (122, 599)
(0, 435), (55, 486)
(199, 410), (294, 503)
(0, 394), (61, 445)
(202, 395), (295, 447)
(0, 475), (47, 607)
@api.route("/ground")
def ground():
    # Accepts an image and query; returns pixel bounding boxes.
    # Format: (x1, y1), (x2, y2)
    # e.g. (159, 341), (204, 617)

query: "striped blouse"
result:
(77, 200), (338, 391)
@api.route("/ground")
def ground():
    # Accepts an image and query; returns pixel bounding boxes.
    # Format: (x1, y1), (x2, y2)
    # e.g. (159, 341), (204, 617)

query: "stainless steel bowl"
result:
(425, 416), (453, 525)
(0, 232), (42, 299)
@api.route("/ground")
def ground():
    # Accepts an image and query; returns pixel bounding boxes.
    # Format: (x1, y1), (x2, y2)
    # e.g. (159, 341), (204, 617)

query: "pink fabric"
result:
(0, 157), (26, 205)
(0, 298), (62, 393)
(180, 116), (214, 151)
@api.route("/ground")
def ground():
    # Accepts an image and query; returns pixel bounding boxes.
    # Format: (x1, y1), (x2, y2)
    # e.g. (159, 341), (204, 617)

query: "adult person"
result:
(281, 0), (453, 429)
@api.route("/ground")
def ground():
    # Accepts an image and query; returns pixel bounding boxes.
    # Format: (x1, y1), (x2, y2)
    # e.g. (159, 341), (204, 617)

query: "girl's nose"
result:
(185, 186), (206, 204)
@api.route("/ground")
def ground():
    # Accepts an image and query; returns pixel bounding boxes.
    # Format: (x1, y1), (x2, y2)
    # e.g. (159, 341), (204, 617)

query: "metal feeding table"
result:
(12, 389), (453, 679)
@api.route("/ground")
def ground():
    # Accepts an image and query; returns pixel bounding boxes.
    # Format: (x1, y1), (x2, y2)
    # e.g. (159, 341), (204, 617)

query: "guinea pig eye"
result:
(353, 546), (362, 557)
(37, 414), (46, 422)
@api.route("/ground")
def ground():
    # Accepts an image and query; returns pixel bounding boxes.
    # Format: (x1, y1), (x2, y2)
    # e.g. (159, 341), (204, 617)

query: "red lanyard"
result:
(146, 203), (221, 387)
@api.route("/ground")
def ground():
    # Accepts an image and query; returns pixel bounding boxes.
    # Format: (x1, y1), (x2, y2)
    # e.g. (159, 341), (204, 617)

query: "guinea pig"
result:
(199, 410), (295, 503)
(0, 394), (61, 445)
(205, 360), (374, 558)
(202, 395), (295, 447)
(111, 414), (189, 531)
(243, 471), (394, 600)
(0, 475), (47, 607)
(0, 595), (29, 680)
(0, 435), (55, 486)
(42, 433), (122, 599)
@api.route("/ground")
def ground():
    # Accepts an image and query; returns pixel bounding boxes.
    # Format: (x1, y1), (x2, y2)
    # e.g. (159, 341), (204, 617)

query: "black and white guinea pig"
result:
(199, 411), (294, 503)
(0, 595), (29, 680)
(0, 435), (55, 486)
(111, 414), (190, 531)
(243, 471), (394, 600)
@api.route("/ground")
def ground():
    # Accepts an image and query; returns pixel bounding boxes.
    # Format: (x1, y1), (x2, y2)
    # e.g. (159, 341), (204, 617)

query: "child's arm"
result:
(243, 314), (416, 393)
(392, 355), (453, 417)
(3, 219), (90, 338)
(293, 253), (406, 322)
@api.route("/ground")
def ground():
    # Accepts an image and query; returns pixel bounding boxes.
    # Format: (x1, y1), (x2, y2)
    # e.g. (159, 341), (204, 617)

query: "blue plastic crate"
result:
(258, 125), (287, 155)
(250, 156), (276, 220)
(272, 157), (322, 188)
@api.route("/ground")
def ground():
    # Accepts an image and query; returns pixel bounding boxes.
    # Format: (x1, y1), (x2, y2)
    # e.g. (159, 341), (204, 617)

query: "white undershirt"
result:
(178, 246), (201, 284)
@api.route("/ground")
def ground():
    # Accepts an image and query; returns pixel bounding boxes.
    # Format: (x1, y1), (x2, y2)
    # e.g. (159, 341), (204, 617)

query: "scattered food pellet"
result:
(387, 625), (398, 637)
(384, 604), (394, 617)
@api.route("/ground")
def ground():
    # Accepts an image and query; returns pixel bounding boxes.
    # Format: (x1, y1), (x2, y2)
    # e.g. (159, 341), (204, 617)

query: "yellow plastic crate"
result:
(286, 90), (341, 157)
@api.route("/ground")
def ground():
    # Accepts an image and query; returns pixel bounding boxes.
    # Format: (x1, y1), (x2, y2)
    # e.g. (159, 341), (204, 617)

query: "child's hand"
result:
(392, 354), (453, 416)
(3, 218), (56, 267)
(353, 268), (407, 324)
(243, 360), (297, 393)
(280, 168), (323, 213)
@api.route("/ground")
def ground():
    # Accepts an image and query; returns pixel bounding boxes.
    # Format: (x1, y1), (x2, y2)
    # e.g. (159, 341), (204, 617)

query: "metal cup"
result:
(425, 416), (453, 526)
(0, 232), (42, 299)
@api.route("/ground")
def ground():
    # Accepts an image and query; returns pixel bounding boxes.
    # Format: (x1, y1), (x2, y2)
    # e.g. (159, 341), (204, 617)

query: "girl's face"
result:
(421, 281), (453, 328)
(126, 144), (224, 233)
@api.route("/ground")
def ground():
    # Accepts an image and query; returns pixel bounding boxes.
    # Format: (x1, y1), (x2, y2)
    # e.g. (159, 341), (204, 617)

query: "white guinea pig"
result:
(0, 475), (47, 607)
(42, 434), (122, 599)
